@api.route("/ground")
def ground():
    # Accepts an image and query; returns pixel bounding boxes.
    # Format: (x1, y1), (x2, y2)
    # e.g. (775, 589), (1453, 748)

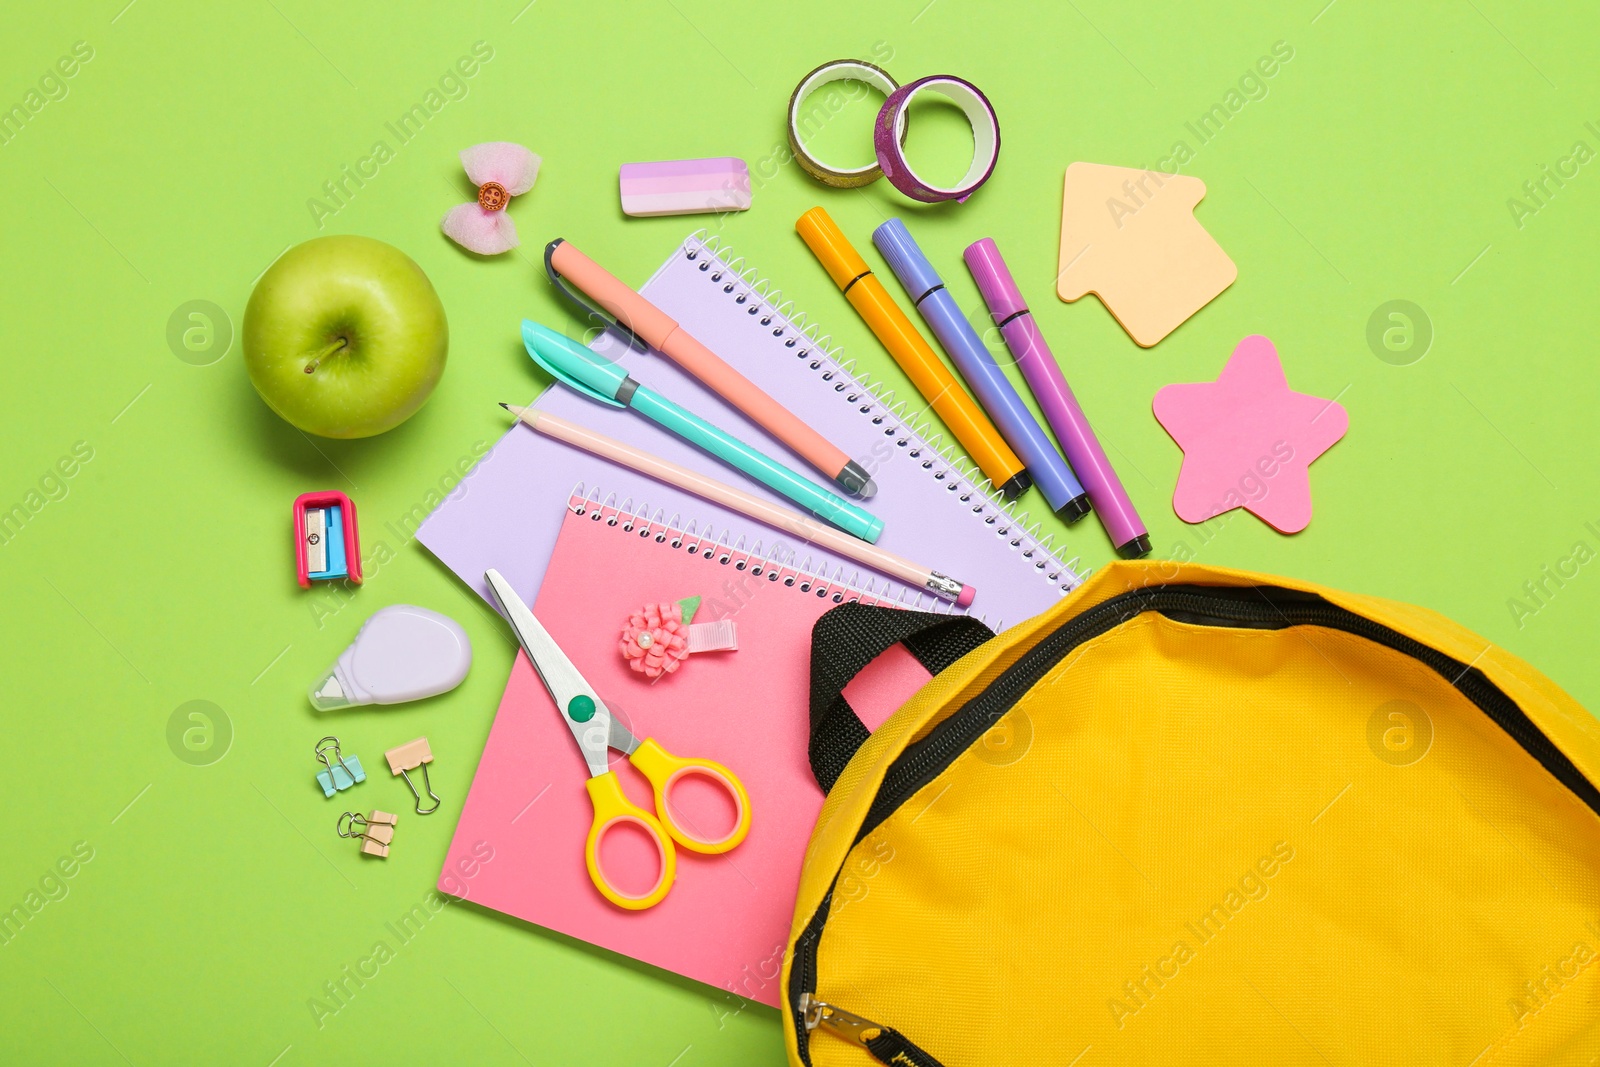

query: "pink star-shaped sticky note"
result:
(1152, 335), (1348, 534)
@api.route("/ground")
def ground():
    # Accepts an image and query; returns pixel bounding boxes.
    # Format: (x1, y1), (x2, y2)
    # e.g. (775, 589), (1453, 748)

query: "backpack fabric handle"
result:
(807, 603), (995, 794)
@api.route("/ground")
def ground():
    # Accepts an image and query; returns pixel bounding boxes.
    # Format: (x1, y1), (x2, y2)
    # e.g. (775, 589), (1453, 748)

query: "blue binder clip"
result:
(315, 736), (366, 797)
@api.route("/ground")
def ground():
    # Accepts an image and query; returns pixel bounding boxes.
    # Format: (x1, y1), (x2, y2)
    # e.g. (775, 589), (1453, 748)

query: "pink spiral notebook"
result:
(416, 232), (1083, 629)
(439, 493), (933, 1005)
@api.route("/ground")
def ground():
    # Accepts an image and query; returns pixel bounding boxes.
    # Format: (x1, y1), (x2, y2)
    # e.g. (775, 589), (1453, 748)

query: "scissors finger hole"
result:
(662, 766), (745, 848)
(595, 816), (668, 902)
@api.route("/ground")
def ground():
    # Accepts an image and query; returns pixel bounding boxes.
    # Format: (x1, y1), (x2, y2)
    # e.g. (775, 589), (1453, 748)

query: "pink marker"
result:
(964, 239), (1151, 559)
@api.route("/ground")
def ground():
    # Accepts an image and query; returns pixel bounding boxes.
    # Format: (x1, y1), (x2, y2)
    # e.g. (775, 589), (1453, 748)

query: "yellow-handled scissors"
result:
(486, 569), (751, 910)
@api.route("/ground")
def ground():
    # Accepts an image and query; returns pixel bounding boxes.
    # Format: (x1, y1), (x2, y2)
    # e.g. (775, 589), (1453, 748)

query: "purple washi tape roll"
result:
(873, 74), (1000, 204)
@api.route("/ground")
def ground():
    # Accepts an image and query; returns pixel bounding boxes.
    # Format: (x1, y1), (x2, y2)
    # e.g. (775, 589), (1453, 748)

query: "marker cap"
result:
(521, 319), (628, 407)
(963, 237), (1029, 322)
(871, 218), (942, 302)
(1117, 533), (1153, 560)
(796, 207), (871, 290)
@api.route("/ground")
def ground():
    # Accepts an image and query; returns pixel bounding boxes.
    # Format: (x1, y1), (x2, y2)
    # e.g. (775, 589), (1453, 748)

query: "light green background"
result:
(2, 1), (1596, 1063)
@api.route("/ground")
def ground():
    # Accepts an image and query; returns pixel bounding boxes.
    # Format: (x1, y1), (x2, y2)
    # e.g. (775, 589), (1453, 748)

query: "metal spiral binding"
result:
(685, 232), (1083, 595)
(567, 486), (949, 613)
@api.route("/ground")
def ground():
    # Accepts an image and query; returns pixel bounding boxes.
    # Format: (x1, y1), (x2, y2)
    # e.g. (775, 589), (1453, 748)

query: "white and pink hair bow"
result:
(440, 142), (541, 255)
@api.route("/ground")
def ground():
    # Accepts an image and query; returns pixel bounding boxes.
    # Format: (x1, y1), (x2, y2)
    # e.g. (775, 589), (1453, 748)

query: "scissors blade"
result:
(484, 569), (613, 778)
(608, 716), (640, 757)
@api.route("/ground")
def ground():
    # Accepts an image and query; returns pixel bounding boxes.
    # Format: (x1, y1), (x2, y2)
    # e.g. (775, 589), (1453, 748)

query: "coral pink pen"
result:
(500, 404), (973, 605)
(545, 238), (877, 499)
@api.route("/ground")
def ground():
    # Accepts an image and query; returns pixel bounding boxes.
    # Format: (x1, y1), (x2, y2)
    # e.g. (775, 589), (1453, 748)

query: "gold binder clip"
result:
(337, 810), (398, 858)
(384, 737), (441, 815)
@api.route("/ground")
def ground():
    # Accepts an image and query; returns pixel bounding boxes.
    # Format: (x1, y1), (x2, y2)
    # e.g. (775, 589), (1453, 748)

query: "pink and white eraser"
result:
(619, 158), (752, 218)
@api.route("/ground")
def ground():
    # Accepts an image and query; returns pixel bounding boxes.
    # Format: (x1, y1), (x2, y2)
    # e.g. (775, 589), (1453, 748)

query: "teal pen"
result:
(521, 320), (884, 543)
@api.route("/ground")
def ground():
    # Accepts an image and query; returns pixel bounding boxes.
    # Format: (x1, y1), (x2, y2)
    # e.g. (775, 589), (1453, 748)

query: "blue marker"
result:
(873, 219), (1091, 522)
(521, 320), (884, 543)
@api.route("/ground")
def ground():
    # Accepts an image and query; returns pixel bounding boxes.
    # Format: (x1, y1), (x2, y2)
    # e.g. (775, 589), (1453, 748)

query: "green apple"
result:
(243, 235), (448, 438)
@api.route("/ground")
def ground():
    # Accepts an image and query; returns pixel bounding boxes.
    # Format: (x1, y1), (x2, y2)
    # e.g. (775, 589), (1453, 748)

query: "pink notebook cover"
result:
(415, 233), (1082, 631)
(439, 494), (932, 1006)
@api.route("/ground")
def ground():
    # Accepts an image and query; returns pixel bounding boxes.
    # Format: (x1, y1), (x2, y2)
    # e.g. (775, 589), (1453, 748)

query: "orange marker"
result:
(795, 207), (1030, 499)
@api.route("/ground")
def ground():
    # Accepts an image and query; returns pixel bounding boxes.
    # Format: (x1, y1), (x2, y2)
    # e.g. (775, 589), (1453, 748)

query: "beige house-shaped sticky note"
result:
(1057, 162), (1236, 347)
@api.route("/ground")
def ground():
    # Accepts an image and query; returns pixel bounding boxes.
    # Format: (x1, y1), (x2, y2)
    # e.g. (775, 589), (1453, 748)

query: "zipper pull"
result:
(798, 994), (945, 1067)
(799, 993), (885, 1046)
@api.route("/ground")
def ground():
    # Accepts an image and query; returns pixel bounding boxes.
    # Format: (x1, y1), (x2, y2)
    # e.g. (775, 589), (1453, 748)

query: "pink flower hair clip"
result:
(619, 597), (738, 681)
(441, 142), (541, 256)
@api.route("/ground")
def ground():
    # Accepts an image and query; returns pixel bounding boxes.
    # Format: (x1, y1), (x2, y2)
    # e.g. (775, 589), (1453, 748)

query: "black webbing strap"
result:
(863, 1026), (946, 1067)
(807, 603), (994, 794)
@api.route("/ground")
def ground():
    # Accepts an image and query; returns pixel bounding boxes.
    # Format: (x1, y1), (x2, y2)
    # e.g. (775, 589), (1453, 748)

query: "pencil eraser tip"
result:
(957, 585), (976, 608)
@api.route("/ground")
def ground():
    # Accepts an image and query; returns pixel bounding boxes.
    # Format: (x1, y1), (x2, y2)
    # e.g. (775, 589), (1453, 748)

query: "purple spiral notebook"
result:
(416, 233), (1082, 627)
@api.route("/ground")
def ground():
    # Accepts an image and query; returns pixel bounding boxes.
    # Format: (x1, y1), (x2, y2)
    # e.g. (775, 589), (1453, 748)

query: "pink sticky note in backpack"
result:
(1152, 335), (1348, 534)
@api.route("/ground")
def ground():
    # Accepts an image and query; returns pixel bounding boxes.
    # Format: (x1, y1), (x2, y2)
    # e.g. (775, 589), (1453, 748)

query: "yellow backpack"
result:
(783, 562), (1600, 1066)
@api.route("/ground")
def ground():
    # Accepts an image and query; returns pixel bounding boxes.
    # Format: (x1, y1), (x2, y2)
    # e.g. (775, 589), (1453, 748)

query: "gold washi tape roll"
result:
(787, 60), (905, 189)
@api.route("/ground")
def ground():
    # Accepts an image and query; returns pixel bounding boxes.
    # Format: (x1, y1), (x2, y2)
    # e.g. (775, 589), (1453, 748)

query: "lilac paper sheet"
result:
(417, 234), (1080, 630)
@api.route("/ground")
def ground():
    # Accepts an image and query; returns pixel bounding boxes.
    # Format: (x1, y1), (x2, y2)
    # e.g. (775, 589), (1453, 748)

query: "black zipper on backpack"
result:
(798, 994), (946, 1066)
(789, 583), (1600, 1065)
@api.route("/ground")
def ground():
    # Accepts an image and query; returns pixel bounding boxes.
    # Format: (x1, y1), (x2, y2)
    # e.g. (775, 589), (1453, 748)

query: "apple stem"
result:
(304, 337), (349, 375)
